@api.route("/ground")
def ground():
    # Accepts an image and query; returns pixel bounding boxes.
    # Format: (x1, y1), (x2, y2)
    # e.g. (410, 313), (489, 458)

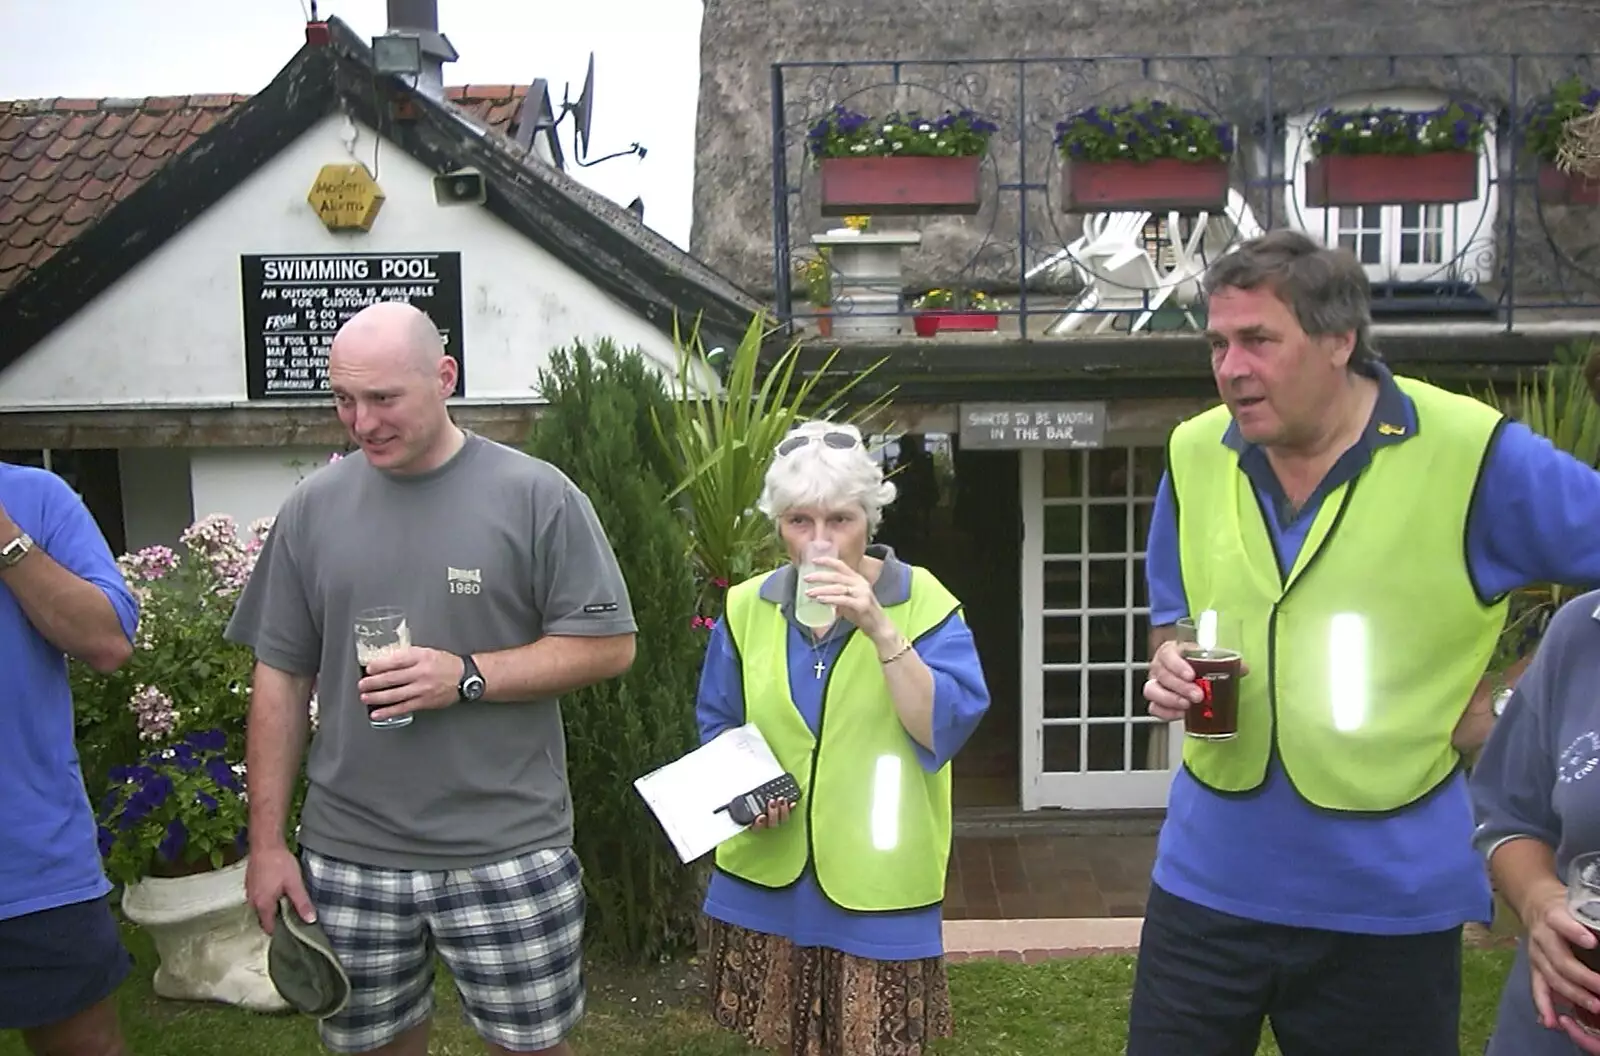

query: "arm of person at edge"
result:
(0, 490), (135, 673)
(362, 485), (637, 721)
(695, 595), (990, 831)
(1452, 420), (1600, 754)
(1470, 601), (1600, 1052)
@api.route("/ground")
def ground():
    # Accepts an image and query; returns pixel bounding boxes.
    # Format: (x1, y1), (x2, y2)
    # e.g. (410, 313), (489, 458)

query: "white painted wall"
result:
(0, 113), (681, 409)
(188, 448), (341, 536)
(118, 448), (194, 551)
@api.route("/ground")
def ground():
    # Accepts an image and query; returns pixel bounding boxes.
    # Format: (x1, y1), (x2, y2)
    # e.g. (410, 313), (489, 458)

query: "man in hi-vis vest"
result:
(1129, 229), (1600, 1056)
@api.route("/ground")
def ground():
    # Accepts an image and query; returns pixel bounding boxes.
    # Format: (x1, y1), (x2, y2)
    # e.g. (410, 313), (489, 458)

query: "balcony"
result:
(767, 51), (1600, 373)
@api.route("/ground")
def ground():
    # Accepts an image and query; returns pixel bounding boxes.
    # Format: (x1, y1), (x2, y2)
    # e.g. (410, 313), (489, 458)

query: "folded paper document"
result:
(634, 724), (786, 863)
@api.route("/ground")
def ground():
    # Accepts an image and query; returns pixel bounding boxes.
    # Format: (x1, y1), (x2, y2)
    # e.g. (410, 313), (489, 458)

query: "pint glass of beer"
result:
(1175, 611), (1242, 740)
(1566, 851), (1600, 1035)
(354, 606), (413, 730)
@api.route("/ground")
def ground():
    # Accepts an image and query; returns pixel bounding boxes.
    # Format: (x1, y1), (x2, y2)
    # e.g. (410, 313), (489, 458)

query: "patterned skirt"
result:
(705, 917), (954, 1056)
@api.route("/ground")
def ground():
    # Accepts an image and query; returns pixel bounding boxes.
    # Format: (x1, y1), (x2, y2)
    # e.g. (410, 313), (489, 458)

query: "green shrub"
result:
(525, 338), (706, 964)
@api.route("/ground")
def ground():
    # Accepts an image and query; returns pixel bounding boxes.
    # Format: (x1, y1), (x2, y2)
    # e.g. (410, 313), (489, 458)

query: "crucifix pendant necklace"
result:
(808, 629), (830, 680)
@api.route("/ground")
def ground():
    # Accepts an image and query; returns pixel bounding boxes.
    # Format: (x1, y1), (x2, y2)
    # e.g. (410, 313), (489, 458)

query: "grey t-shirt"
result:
(225, 433), (636, 870)
(1471, 589), (1600, 1055)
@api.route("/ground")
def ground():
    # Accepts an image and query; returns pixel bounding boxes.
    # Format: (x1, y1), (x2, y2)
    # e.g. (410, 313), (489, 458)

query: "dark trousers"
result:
(1127, 883), (1463, 1056)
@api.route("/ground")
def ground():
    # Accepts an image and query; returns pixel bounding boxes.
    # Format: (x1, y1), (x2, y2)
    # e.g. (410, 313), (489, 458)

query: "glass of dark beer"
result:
(1175, 612), (1242, 740)
(1565, 851), (1600, 1035)
(355, 606), (412, 730)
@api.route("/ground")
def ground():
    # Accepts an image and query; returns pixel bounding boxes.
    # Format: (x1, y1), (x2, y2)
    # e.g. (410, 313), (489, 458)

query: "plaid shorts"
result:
(301, 845), (586, 1053)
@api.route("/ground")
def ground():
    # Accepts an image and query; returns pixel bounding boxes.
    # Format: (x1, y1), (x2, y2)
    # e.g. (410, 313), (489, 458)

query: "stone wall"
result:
(691, 0), (1600, 307)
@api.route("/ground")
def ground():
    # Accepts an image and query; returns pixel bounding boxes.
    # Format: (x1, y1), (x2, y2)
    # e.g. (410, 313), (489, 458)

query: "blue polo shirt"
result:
(1146, 363), (1600, 934)
(0, 464), (138, 921)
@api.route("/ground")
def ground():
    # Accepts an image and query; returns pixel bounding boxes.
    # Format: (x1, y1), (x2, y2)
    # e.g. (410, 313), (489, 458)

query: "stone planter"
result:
(818, 155), (982, 216)
(1535, 162), (1600, 206)
(1304, 151), (1479, 207)
(1060, 158), (1231, 212)
(120, 856), (289, 1013)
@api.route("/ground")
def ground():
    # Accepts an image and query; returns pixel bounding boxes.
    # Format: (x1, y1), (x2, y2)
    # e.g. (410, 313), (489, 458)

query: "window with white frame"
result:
(1283, 89), (1500, 286)
(1038, 446), (1168, 777)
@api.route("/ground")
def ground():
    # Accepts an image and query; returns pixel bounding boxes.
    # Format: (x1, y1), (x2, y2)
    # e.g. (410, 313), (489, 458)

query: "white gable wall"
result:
(0, 113), (679, 409)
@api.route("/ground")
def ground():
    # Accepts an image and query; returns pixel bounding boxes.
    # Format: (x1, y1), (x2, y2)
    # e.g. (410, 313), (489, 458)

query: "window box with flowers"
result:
(1303, 103), (1487, 207)
(70, 512), (302, 1012)
(911, 288), (1002, 337)
(1054, 100), (1234, 213)
(807, 105), (999, 216)
(1526, 77), (1600, 207)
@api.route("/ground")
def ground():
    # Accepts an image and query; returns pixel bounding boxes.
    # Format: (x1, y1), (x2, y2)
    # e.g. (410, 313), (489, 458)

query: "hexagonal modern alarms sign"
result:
(307, 163), (385, 232)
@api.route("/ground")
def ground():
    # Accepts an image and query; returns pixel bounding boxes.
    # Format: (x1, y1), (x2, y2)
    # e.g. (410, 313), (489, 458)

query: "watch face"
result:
(462, 676), (486, 701)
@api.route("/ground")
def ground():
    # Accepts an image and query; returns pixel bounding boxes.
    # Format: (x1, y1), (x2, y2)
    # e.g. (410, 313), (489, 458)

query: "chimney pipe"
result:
(384, 0), (457, 101)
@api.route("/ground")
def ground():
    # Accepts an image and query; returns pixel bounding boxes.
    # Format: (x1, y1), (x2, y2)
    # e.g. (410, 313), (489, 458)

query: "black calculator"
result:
(721, 773), (802, 826)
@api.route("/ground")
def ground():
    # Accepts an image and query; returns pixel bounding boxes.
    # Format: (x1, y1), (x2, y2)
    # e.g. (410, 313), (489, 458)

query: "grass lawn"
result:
(0, 927), (1515, 1055)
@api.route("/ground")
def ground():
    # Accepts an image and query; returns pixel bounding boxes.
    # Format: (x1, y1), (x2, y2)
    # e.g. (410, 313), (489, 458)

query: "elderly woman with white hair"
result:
(695, 420), (992, 1056)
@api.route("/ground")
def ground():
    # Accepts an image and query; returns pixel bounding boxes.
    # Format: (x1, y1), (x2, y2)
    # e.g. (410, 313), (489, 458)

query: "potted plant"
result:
(911, 287), (1002, 337)
(807, 104), (999, 216)
(1525, 76), (1600, 206)
(1054, 99), (1234, 212)
(1303, 102), (1488, 206)
(796, 254), (833, 336)
(71, 513), (293, 1012)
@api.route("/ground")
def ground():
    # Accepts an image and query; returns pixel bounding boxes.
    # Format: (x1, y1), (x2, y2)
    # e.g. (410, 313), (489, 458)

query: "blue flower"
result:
(97, 825), (115, 858)
(171, 743), (200, 771)
(205, 757), (239, 791)
(186, 729), (226, 752)
(196, 792), (218, 813)
(157, 819), (187, 863)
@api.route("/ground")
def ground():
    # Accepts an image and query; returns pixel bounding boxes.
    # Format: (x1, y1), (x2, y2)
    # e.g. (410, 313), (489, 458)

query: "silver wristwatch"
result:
(1492, 687), (1514, 717)
(0, 532), (33, 569)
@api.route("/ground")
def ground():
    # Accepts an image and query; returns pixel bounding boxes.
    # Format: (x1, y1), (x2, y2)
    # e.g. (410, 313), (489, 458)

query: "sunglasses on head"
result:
(776, 430), (860, 458)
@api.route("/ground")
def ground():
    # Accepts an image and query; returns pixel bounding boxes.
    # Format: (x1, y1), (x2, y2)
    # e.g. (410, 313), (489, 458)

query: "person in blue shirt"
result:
(1132, 229), (1600, 1055)
(696, 420), (991, 1056)
(1471, 590), (1600, 1055)
(0, 461), (139, 1056)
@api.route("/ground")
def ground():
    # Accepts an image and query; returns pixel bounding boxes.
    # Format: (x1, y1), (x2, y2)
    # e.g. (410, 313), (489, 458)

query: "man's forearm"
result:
(474, 633), (636, 702)
(0, 546), (130, 672)
(246, 663), (314, 852)
(1149, 624), (1178, 658)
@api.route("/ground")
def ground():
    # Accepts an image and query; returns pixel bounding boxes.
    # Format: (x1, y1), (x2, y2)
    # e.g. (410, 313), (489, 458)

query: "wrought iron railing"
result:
(769, 52), (1600, 338)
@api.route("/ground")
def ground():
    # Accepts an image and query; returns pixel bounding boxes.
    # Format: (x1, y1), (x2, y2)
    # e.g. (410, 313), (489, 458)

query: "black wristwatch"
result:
(457, 654), (486, 702)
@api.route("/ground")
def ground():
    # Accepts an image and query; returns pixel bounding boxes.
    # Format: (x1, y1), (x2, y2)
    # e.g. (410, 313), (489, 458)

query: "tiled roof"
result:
(444, 85), (528, 134)
(0, 87), (525, 296)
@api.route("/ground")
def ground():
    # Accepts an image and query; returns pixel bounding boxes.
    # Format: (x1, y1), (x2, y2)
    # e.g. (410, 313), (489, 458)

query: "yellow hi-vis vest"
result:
(714, 565), (961, 911)
(1168, 376), (1507, 813)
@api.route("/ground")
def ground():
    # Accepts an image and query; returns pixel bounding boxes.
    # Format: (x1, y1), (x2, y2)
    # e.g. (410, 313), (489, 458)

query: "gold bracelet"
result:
(879, 636), (914, 665)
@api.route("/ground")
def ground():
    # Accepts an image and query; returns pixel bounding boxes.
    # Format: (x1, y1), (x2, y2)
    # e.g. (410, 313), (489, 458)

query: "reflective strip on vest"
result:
(715, 566), (960, 911)
(1168, 376), (1507, 813)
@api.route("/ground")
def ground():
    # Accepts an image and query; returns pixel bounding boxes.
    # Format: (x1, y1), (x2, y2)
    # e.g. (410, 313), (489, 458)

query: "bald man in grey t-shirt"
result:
(226, 301), (635, 1056)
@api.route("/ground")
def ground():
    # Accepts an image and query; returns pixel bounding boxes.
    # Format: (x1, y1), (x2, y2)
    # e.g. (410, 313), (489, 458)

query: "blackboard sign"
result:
(240, 252), (464, 400)
(959, 402), (1108, 449)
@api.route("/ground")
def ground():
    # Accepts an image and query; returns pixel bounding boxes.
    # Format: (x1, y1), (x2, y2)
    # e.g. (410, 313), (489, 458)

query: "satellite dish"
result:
(557, 51), (645, 169)
(574, 53), (595, 160)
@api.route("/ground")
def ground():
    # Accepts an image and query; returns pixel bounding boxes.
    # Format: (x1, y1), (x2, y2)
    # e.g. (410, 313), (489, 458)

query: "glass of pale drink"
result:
(354, 606), (413, 729)
(794, 539), (838, 629)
